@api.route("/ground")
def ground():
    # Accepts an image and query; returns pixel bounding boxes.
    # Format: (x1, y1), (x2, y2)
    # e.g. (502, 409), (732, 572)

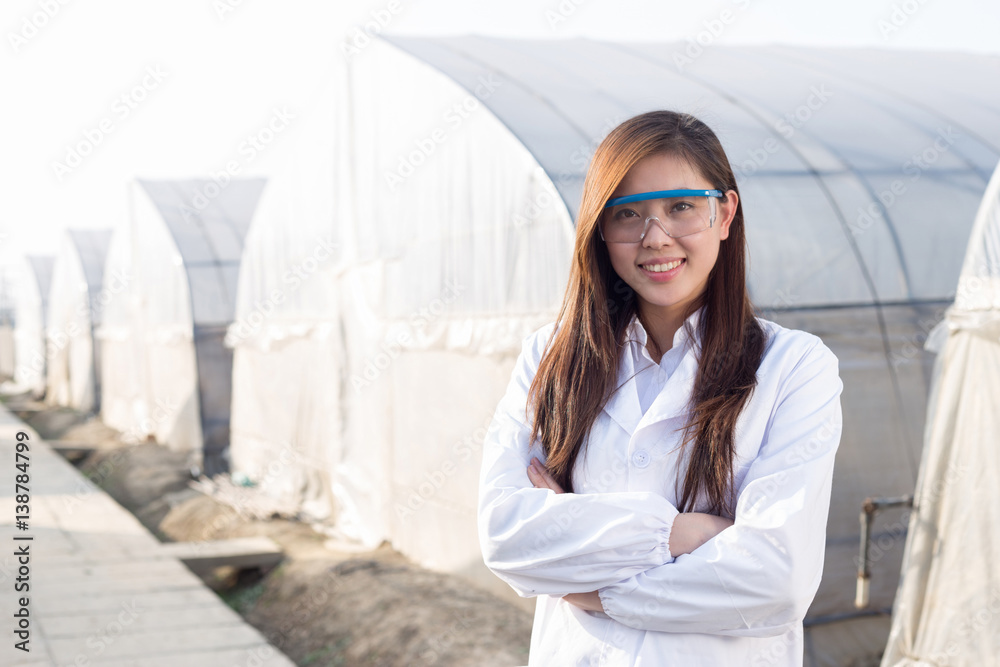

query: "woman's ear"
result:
(718, 190), (738, 241)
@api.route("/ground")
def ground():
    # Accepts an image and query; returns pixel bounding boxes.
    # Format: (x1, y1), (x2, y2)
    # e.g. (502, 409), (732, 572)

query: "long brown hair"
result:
(526, 110), (767, 517)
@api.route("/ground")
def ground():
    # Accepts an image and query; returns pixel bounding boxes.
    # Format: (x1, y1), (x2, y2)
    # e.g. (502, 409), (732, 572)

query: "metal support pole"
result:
(856, 495), (913, 608)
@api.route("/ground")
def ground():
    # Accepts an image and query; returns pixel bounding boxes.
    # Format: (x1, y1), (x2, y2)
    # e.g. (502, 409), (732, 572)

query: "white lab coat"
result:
(478, 306), (844, 666)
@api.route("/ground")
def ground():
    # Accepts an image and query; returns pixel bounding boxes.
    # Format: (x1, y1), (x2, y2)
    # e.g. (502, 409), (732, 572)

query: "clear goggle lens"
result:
(599, 189), (722, 243)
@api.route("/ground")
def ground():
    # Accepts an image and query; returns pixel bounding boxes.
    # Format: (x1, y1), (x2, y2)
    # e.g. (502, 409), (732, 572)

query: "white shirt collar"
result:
(626, 305), (704, 359)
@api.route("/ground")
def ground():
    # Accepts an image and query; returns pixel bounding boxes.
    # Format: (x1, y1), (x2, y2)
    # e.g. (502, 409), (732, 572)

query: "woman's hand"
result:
(527, 457), (732, 557)
(562, 591), (605, 612)
(527, 459), (605, 613)
(527, 457), (565, 493)
(528, 458), (606, 611)
(526, 457), (731, 609)
(558, 512), (733, 611)
(669, 512), (734, 558)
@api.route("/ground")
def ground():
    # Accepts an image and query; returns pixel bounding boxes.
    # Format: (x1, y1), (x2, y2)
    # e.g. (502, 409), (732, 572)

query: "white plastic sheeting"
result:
(0, 270), (18, 380)
(228, 40), (573, 546)
(13, 256), (54, 398)
(0, 325), (13, 380)
(225, 62), (345, 524)
(227, 36), (1000, 661)
(45, 229), (113, 413)
(98, 178), (265, 474)
(880, 160), (1000, 666)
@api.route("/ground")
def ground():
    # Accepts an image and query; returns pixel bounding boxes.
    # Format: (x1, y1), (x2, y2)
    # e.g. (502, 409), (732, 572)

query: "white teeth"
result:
(642, 260), (683, 273)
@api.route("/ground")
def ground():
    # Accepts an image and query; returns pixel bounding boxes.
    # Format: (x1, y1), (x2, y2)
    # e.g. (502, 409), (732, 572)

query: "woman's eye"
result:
(615, 209), (639, 219)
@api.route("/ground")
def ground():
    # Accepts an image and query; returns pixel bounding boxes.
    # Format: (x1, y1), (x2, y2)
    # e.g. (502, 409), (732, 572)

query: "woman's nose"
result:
(642, 217), (675, 247)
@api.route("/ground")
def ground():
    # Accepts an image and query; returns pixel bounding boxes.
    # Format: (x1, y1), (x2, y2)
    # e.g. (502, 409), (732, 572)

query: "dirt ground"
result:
(5, 395), (532, 666)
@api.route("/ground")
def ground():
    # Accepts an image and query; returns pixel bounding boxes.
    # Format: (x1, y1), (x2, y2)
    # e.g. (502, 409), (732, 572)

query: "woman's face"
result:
(601, 152), (738, 322)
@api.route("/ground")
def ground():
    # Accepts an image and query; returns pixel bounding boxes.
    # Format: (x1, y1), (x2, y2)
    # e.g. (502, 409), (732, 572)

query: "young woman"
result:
(477, 110), (844, 666)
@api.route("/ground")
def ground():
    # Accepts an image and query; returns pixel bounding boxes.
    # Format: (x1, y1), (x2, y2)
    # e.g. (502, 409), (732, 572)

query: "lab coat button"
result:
(632, 450), (650, 468)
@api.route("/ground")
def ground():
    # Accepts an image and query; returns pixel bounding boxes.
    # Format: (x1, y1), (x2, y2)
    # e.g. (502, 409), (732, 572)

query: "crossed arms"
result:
(477, 330), (844, 636)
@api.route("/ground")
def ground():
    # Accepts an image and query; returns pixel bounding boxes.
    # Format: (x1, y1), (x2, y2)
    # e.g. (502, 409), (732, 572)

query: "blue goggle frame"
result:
(605, 188), (724, 208)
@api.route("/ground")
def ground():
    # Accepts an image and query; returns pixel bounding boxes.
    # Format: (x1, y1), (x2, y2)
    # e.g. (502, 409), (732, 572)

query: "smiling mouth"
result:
(639, 259), (685, 273)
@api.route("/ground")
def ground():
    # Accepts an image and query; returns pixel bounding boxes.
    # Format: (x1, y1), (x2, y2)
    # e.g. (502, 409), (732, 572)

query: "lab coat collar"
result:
(602, 306), (704, 436)
(626, 305), (705, 359)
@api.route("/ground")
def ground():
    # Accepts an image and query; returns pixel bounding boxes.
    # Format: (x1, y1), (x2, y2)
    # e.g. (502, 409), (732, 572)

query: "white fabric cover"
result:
(226, 64), (346, 525)
(0, 268), (14, 380)
(227, 40), (573, 550)
(98, 179), (264, 473)
(0, 324), (13, 380)
(45, 229), (113, 413)
(13, 255), (54, 398)
(881, 159), (1000, 666)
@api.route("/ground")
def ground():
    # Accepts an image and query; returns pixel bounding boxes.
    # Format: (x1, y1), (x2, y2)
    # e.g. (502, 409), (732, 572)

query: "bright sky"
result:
(2, 0), (998, 266)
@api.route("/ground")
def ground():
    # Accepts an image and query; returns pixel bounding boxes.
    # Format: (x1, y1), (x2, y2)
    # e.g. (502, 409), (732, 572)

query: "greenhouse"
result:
(226, 35), (1000, 663)
(0, 325), (12, 380)
(881, 158), (1000, 665)
(98, 178), (266, 475)
(45, 229), (114, 413)
(12, 255), (55, 398)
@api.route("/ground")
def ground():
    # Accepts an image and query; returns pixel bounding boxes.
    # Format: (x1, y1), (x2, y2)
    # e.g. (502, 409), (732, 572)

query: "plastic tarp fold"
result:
(880, 160), (1000, 666)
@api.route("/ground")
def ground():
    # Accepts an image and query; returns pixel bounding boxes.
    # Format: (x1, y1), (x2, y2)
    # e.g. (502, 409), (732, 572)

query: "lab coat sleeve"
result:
(597, 337), (844, 636)
(478, 324), (680, 598)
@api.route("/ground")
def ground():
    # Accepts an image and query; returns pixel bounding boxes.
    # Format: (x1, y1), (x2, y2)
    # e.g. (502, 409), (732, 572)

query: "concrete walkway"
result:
(0, 403), (296, 666)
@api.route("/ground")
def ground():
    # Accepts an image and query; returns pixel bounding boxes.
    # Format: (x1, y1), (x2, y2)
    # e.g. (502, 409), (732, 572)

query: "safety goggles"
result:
(599, 189), (723, 243)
